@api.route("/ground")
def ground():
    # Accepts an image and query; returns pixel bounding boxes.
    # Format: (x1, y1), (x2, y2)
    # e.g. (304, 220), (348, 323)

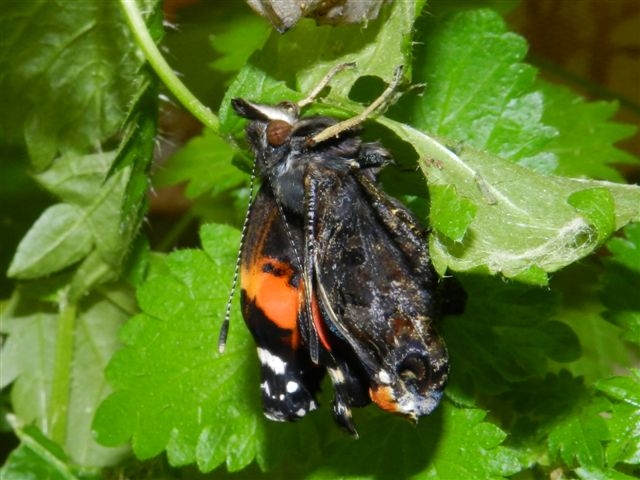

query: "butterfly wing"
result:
(240, 185), (323, 421)
(309, 165), (448, 420)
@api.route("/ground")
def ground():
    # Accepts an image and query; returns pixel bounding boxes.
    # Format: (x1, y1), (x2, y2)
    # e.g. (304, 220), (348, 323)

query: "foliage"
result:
(1, 1), (638, 479)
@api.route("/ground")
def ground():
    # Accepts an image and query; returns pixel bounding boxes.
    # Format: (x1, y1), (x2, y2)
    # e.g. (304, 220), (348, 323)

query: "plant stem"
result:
(119, 0), (220, 131)
(49, 298), (77, 445)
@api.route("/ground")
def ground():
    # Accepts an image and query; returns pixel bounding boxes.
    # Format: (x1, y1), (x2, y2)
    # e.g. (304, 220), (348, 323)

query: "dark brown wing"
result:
(309, 166), (448, 419)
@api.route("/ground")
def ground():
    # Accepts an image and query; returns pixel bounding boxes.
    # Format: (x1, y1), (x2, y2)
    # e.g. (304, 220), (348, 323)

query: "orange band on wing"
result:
(242, 258), (300, 347)
(369, 385), (399, 413)
(242, 257), (334, 352)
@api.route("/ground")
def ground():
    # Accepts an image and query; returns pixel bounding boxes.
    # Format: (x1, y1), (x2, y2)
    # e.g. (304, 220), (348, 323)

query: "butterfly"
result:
(221, 65), (451, 435)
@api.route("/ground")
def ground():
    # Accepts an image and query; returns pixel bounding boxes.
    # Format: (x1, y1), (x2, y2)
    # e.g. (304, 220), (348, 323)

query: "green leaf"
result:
(429, 184), (477, 242)
(7, 204), (93, 279)
(6, 19), (159, 296)
(296, 0), (423, 100)
(153, 128), (245, 198)
(606, 222), (640, 271)
(112, 84), (159, 237)
(600, 223), (640, 344)
(443, 276), (580, 395)
(0, 308), (56, 421)
(497, 370), (589, 424)
(220, 1), (423, 131)
(568, 188), (616, 245)
(603, 401), (640, 469)
(380, 118), (640, 283)
(538, 82), (638, 181)
(569, 313), (635, 380)
(7, 148), (143, 289)
(595, 371), (640, 468)
(576, 467), (639, 480)
(376, 8), (640, 282)
(0, 153), (52, 296)
(409, 9), (556, 166)
(0, 424), (99, 480)
(35, 152), (117, 204)
(0, 1), (154, 170)
(410, 8), (639, 182)
(306, 405), (522, 479)
(550, 262), (633, 382)
(536, 371), (640, 476)
(548, 398), (610, 470)
(93, 224), (268, 472)
(596, 370), (640, 408)
(209, 13), (270, 74)
(0, 286), (134, 467)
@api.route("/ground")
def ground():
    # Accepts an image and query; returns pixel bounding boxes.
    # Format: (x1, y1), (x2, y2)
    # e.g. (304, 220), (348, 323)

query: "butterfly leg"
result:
(297, 62), (356, 108)
(326, 362), (358, 436)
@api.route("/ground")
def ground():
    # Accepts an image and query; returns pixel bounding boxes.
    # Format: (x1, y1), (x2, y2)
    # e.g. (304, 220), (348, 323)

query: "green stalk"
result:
(48, 298), (77, 445)
(119, 0), (220, 131)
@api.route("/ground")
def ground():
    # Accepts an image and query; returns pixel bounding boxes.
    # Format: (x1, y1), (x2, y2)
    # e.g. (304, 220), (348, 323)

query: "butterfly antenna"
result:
(219, 160), (257, 354)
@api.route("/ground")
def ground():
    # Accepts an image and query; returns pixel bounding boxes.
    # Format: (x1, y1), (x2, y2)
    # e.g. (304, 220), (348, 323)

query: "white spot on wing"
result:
(257, 347), (287, 375)
(260, 381), (272, 396)
(264, 411), (286, 422)
(328, 367), (345, 384)
(378, 370), (391, 384)
(286, 381), (299, 393)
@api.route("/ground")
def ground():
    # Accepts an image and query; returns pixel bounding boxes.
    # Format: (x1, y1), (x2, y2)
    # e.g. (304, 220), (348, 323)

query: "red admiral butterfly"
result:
(221, 65), (448, 435)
